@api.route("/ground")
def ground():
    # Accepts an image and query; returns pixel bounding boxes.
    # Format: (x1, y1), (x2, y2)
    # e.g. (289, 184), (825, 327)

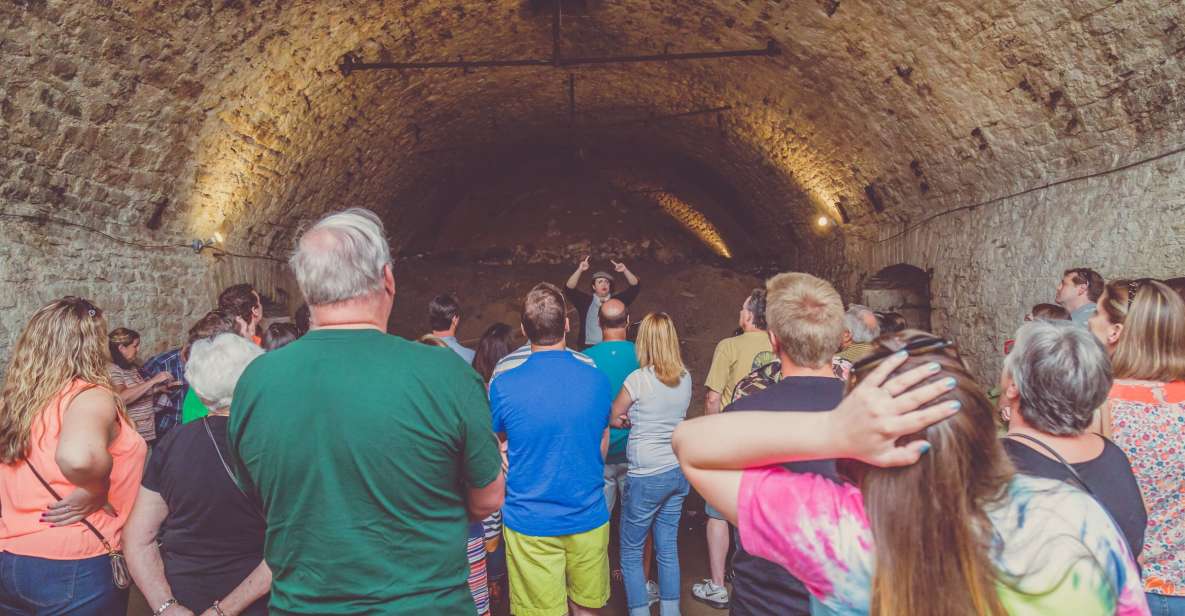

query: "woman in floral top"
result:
(1090, 278), (1185, 616)
(674, 331), (1149, 616)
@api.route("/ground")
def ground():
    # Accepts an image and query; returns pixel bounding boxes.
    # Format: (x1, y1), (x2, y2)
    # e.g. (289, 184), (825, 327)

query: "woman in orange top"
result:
(1090, 278), (1185, 616)
(0, 297), (148, 615)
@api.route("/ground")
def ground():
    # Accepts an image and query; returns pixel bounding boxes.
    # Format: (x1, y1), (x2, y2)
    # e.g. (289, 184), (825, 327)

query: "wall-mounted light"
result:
(816, 215), (831, 228)
(191, 232), (225, 254)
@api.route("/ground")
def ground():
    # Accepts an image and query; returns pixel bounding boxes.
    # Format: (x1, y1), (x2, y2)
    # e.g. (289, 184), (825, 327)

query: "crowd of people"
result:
(0, 207), (1181, 616)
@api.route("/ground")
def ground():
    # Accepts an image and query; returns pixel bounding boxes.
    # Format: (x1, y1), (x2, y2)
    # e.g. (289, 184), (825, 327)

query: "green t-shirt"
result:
(228, 329), (502, 615)
(180, 387), (209, 424)
(584, 340), (638, 464)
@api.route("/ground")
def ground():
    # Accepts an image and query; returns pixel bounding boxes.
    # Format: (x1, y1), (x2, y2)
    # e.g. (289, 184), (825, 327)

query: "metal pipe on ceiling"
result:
(340, 42), (778, 74)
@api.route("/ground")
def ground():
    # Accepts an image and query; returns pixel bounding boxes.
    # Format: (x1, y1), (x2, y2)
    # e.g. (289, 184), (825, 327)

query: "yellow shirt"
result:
(705, 330), (774, 404)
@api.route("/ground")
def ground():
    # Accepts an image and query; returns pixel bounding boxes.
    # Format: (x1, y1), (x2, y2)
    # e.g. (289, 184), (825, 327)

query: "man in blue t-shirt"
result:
(490, 283), (612, 616)
(582, 298), (639, 514)
(723, 272), (848, 616)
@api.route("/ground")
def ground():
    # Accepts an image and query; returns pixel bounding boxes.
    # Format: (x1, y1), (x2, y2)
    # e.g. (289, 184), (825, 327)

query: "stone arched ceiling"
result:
(3, 0), (1182, 261)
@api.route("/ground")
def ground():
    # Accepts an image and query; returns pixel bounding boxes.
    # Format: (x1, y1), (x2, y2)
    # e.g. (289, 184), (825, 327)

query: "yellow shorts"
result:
(504, 523), (610, 616)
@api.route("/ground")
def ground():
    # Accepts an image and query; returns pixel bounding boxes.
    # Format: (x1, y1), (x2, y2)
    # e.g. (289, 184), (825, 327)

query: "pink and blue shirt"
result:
(738, 467), (1149, 616)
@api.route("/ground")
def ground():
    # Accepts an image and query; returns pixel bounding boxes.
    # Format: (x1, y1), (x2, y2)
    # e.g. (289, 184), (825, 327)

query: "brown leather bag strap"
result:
(25, 460), (115, 554)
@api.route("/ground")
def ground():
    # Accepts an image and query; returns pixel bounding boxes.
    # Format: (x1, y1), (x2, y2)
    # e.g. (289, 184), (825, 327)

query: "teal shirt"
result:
(228, 329), (502, 615)
(584, 340), (638, 464)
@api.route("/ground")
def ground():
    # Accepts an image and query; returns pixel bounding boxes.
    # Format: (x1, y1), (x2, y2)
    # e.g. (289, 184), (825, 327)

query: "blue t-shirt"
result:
(584, 340), (638, 464)
(490, 350), (612, 536)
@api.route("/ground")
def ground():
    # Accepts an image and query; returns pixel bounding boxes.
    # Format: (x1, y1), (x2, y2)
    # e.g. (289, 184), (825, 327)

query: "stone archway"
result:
(862, 264), (932, 332)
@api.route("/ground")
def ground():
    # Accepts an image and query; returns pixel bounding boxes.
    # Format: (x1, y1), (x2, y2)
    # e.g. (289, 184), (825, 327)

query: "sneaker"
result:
(647, 580), (659, 606)
(691, 579), (729, 609)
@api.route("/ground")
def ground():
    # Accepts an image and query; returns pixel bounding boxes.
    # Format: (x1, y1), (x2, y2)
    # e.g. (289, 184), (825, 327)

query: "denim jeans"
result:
(0, 552), (128, 616)
(1149, 593), (1185, 616)
(621, 466), (689, 616)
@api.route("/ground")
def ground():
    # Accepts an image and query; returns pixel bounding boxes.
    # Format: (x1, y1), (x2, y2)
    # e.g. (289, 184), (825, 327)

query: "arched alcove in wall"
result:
(862, 264), (932, 332)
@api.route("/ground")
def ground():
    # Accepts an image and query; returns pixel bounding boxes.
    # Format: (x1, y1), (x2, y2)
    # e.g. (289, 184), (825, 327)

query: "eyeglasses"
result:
(851, 335), (957, 375)
(62, 296), (101, 319)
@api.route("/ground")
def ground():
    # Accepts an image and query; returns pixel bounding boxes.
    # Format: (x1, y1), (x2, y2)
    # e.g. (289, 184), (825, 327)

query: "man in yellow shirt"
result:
(692, 288), (772, 609)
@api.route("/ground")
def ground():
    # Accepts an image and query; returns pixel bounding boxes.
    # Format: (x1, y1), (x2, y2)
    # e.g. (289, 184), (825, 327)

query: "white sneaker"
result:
(647, 580), (660, 606)
(691, 579), (729, 609)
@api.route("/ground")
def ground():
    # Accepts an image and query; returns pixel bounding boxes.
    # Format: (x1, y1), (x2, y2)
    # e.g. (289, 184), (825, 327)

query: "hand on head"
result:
(829, 351), (961, 467)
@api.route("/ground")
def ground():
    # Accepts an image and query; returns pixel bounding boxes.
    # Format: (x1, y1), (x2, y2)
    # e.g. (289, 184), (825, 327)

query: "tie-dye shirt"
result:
(738, 468), (1149, 616)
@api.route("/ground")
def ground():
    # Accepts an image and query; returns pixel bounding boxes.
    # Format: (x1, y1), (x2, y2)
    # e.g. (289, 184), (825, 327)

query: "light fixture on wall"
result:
(816, 215), (831, 228)
(191, 232), (225, 253)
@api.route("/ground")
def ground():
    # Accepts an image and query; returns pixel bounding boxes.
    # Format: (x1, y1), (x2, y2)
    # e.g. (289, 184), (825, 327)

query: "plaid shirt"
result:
(140, 348), (188, 438)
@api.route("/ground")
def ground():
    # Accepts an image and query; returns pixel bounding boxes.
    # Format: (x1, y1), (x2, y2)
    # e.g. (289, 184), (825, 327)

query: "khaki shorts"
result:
(504, 523), (610, 616)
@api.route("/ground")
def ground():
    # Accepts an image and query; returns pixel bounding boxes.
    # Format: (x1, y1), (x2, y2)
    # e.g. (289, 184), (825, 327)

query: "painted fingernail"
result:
(948, 400), (962, 411)
(918, 442), (931, 454)
(926, 362), (941, 373)
(944, 377), (957, 389)
(894, 350), (908, 358)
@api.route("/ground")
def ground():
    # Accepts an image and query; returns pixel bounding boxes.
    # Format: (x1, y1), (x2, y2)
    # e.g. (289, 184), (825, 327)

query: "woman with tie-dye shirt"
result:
(674, 330), (1149, 616)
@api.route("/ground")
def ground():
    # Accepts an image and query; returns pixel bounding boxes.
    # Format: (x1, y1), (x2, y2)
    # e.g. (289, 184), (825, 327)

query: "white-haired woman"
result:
(998, 320), (1146, 558)
(124, 333), (270, 616)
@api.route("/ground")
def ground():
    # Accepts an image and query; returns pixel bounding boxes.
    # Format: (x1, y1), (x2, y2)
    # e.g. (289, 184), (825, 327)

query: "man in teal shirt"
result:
(582, 299), (639, 514)
(229, 208), (505, 615)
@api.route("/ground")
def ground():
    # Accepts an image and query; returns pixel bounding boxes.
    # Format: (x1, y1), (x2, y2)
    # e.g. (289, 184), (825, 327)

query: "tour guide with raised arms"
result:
(564, 256), (641, 349)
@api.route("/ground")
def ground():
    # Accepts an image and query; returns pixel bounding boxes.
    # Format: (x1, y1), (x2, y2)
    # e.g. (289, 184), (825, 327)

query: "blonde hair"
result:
(764, 272), (846, 368)
(1102, 279), (1185, 381)
(0, 297), (127, 463)
(635, 312), (685, 387)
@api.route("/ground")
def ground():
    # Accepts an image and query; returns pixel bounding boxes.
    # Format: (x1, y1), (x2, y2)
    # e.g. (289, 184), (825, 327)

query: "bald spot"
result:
(599, 298), (629, 332)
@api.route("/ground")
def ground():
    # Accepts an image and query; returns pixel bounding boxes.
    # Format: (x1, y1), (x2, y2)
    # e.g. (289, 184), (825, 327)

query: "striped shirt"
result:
(489, 344), (597, 384)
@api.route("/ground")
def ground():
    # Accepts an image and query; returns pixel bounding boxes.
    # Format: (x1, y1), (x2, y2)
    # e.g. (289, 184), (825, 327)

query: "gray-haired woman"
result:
(997, 319), (1146, 558)
(124, 333), (270, 616)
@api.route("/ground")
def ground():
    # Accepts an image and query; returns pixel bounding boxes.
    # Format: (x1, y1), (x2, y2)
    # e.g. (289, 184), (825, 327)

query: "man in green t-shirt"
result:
(228, 208), (505, 615)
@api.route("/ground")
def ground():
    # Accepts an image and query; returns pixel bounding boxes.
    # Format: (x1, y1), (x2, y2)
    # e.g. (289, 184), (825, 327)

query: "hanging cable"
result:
(0, 212), (284, 263)
(876, 144), (1185, 244)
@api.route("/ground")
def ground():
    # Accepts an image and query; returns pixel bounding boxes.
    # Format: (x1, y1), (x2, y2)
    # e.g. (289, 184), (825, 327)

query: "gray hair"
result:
(290, 208), (392, 306)
(184, 333), (264, 410)
(1004, 320), (1113, 436)
(844, 304), (880, 343)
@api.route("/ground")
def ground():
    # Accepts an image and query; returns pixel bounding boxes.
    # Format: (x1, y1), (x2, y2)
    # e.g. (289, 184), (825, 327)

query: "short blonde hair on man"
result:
(764, 272), (845, 369)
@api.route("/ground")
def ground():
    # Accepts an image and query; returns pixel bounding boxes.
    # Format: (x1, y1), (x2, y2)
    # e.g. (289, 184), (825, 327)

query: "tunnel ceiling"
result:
(3, 0), (1183, 258)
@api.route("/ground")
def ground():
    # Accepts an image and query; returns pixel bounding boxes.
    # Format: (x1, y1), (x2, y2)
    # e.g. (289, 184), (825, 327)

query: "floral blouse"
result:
(1108, 379), (1185, 596)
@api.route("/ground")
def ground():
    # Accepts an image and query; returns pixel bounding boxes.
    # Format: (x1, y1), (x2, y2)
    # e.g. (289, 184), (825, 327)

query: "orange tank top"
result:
(0, 379), (147, 559)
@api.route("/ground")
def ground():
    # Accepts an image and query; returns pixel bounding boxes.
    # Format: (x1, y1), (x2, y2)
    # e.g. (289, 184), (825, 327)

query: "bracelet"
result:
(211, 600), (229, 616)
(152, 598), (177, 616)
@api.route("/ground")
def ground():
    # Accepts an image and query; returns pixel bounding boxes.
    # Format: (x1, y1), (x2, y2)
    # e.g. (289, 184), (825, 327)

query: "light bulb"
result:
(817, 216), (830, 227)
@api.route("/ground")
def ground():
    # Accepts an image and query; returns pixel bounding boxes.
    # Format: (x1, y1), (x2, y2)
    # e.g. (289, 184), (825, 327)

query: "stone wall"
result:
(2, 0), (1184, 383)
(845, 149), (1185, 382)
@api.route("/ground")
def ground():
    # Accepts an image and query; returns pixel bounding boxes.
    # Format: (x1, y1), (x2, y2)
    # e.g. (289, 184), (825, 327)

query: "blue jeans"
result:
(1149, 593), (1185, 616)
(620, 466), (689, 616)
(0, 552), (128, 616)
